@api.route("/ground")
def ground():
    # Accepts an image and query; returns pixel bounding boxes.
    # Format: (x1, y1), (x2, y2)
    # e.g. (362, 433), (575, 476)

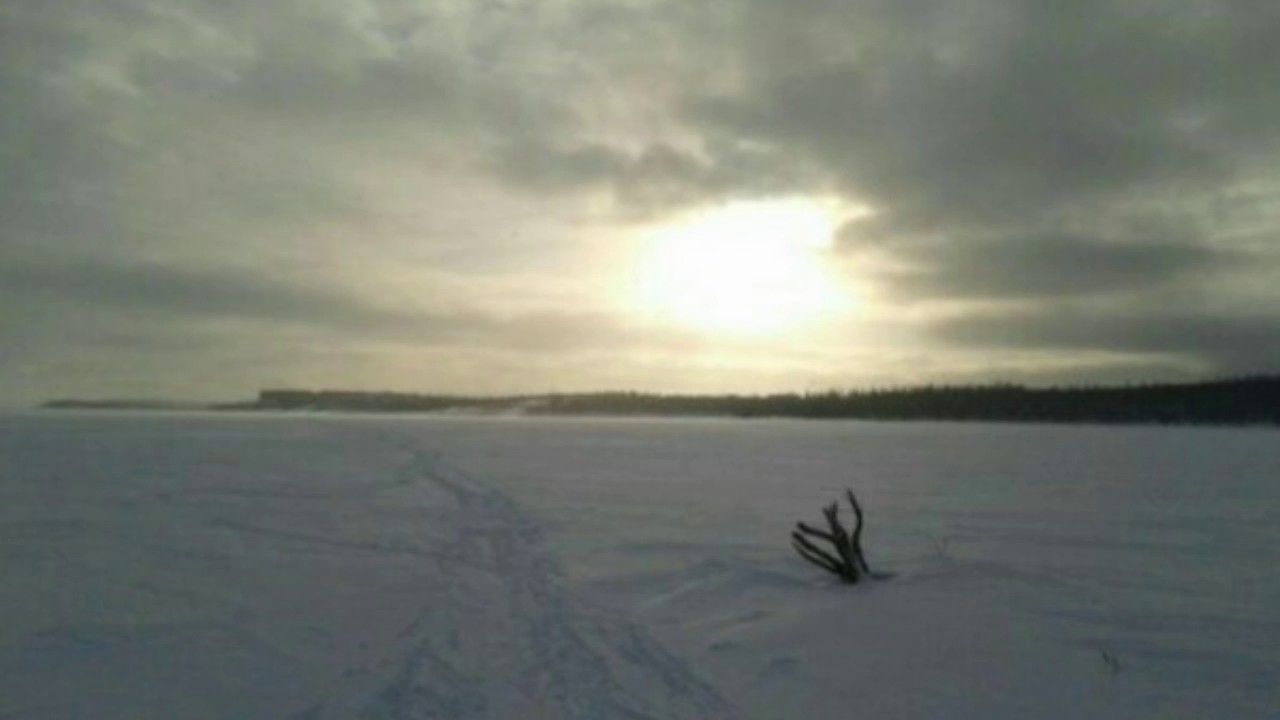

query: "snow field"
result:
(1, 412), (1277, 718)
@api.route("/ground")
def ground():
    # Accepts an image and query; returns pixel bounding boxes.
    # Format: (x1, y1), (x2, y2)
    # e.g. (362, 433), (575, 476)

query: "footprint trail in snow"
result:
(319, 448), (743, 720)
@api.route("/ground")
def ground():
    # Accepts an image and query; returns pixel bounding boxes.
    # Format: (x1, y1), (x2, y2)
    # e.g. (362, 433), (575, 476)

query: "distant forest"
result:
(48, 376), (1279, 426)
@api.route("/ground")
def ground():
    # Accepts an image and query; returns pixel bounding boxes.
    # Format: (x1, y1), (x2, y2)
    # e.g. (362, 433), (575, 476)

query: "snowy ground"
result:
(1, 412), (1277, 719)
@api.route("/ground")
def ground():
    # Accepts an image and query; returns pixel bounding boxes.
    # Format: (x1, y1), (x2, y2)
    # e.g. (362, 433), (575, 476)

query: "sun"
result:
(629, 197), (851, 337)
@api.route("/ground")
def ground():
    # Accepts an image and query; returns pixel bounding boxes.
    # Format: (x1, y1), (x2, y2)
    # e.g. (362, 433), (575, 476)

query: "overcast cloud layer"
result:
(4, 0), (1280, 404)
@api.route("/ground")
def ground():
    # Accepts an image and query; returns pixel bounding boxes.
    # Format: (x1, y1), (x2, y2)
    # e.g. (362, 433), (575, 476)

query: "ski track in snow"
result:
(322, 446), (743, 720)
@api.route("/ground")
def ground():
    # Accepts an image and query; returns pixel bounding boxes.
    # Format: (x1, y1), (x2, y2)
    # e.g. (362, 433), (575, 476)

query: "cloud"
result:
(4, 0), (1280, 402)
(692, 1), (1280, 226)
(492, 137), (817, 215)
(929, 300), (1280, 376)
(864, 230), (1243, 300)
(0, 256), (689, 352)
(0, 253), (708, 404)
(670, 0), (1280, 377)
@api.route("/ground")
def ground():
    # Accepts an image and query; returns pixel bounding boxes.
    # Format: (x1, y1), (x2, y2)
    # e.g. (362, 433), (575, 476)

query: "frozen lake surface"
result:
(2, 412), (1277, 718)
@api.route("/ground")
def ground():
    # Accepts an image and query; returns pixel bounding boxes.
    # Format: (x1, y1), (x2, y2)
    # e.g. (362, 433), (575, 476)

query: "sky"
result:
(4, 0), (1280, 405)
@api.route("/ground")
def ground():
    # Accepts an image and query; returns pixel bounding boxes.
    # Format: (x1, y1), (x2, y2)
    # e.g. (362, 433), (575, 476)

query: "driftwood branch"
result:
(791, 489), (874, 583)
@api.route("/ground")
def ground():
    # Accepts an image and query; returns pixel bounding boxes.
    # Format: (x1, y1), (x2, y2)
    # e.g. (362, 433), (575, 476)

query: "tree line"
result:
(239, 376), (1280, 426)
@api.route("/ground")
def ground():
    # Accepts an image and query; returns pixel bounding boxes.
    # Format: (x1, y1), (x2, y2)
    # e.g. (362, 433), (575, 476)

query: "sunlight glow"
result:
(630, 197), (853, 337)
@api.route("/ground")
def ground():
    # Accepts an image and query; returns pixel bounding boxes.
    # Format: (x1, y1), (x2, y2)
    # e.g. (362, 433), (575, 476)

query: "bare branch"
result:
(795, 521), (838, 543)
(790, 488), (877, 584)
(847, 490), (870, 574)
(822, 502), (858, 579)
(792, 531), (846, 571)
(792, 535), (845, 576)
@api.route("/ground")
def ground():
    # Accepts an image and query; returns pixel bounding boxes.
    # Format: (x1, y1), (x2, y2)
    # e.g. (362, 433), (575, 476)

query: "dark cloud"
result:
(493, 138), (816, 215)
(693, 0), (1280, 228)
(869, 231), (1242, 300)
(495, 142), (697, 195)
(932, 305), (1280, 376)
(3, 258), (395, 328)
